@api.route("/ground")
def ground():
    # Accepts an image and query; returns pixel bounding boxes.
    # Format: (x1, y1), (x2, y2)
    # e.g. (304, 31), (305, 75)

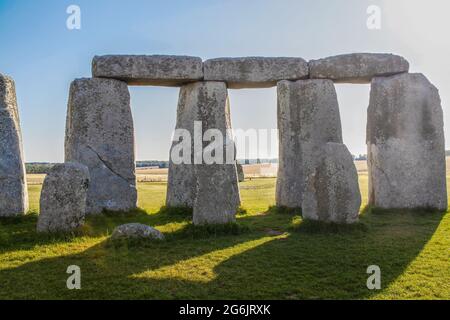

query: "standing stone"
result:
(166, 84), (199, 208)
(236, 163), (245, 182)
(309, 53), (409, 84)
(65, 78), (137, 214)
(367, 73), (447, 210)
(302, 143), (361, 224)
(204, 57), (309, 89)
(276, 79), (343, 208)
(0, 74), (28, 217)
(167, 81), (240, 224)
(92, 55), (203, 86)
(37, 162), (90, 233)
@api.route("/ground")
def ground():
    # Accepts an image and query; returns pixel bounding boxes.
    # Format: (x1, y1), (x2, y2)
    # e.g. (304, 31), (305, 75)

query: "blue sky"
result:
(1, 0), (449, 161)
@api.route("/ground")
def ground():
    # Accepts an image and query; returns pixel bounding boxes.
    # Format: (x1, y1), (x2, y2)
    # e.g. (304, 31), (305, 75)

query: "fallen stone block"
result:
(111, 223), (165, 240)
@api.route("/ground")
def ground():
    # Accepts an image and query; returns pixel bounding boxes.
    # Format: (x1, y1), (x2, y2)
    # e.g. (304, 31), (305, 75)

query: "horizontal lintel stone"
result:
(203, 57), (309, 89)
(92, 55), (204, 86)
(309, 53), (409, 84)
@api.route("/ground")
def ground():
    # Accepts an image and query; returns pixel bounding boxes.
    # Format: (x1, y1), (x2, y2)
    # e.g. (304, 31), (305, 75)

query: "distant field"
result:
(26, 159), (382, 185)
(2, 171), (449, 299)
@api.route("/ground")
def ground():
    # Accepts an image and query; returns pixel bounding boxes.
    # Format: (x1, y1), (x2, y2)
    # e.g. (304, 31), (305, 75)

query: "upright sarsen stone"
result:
(37, 162), (90, 233)
(0, 74), (28, 217)
(302, 143), (361, 224)
(65, 78), (137, 214)
(276, 79), (343, 208)
(167, 81), (240, 224)
(166, 84), (199, 208)
(367, 73), (447, 210)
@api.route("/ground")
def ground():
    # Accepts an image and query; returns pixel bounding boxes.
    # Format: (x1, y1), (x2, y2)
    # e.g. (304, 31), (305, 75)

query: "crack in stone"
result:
(85, 145), (133, 186)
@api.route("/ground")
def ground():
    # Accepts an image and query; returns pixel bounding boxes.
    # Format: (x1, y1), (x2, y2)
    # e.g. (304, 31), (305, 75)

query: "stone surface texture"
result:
(111, 223), (165, 240)
(37, 162), (90, 233)
(309, 53), (409, 84)
(276, 79), (343, 208)
(302, 143), (361, 224)
(65, 78), (137, 214)
(367, 73), (447, 210)
(204, 57), (309, 89)
(0, 74), (28, 217)
(92, 55), (203, 86)
(167, 81), (240, 224)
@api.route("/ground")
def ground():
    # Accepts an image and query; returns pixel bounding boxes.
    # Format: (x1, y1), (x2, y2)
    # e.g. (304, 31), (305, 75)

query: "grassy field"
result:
(0, 172), (449, 299)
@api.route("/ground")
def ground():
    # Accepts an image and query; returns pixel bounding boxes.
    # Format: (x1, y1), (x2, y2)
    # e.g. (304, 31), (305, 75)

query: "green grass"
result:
(0, 174), (449, 299)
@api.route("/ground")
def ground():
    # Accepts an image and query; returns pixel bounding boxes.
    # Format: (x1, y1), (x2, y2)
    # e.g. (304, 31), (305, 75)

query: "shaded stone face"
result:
(367, 73), (447, 210)
(302, 143), (361, 224)
(309, 53), (409, 84)
(276, 79), (343, 208)
(204, 57), (309, 89)
(167, 81), (240, 224)
(65, 78), (137, 214)
(0, 74), (28, 217)
(92, 55), (203, 86)
(37, 162), (90, 233)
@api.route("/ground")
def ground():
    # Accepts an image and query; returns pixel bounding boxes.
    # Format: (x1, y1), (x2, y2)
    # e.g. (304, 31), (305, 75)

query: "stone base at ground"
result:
(367, 73), (447, 210)
(65, 78), (137, 214)
(0, 74), (28, 217)
(302, 143), (361, 224)
(37, 162), (90, 233)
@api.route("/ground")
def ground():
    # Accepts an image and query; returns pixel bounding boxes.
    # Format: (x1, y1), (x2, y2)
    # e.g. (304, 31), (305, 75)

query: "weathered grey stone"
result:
(166, 81), (240, 224)
(276, 79), (343, 208)
(0, 74), (28, 217)
(92, 55), (203, 86)
(302, 143), (361, 224)
(236, 163), (245, 182)
(167, 81), (241, 221)
(65, 78), (137, 214)
(111, 223), (164, 240)
(367, 73), (447, 210)
(204, 57), (309, 89)
(37, 162), (90, 233)
(309, 53), (409, 84)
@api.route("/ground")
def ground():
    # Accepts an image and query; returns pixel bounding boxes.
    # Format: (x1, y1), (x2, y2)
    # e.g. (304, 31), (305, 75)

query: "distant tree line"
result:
(26, 163), (56, 174)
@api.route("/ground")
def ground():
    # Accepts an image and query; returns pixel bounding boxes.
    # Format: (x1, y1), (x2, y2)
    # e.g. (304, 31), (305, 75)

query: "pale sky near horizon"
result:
(1, 0), (449, 162)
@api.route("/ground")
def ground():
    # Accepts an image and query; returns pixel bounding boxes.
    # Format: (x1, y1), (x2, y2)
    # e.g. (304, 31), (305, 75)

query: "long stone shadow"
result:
(0, 209), (445, 299)
(0, 206), (191, 254)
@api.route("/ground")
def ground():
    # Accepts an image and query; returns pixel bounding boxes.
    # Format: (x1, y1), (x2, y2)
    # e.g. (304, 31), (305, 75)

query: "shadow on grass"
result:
(0, 206), (446, 299)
